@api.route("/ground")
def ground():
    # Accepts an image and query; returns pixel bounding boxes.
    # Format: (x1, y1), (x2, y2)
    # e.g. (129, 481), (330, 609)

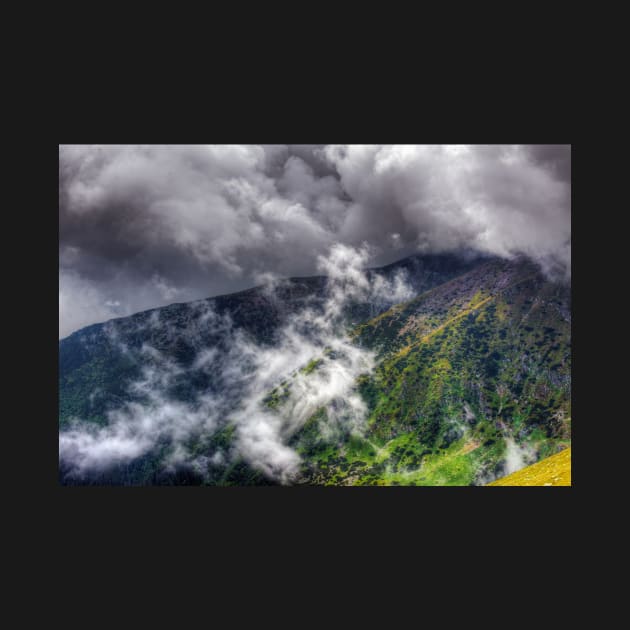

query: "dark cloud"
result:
(59, 144), (571, 338)
(523, 144), (571, 182)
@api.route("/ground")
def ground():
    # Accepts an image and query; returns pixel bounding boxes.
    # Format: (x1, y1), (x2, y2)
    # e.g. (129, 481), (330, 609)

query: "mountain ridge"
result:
(60, 252), (495, 342)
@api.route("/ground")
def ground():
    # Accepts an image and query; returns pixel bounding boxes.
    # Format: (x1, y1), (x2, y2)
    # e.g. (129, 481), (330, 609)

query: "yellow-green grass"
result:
(488, 447), (571, 486)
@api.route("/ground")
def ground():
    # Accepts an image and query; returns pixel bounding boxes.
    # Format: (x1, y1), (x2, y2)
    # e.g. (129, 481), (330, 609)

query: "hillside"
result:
(59, 252), (571, 486)
(487, 447), (571, 486)
(59, 253), (480, 431)
(294, 257), (571, 486)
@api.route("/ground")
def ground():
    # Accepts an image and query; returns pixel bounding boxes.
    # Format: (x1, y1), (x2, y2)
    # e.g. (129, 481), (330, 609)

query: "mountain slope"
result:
(293, 257), (571, 485)
(59, 252), (571, 485)
(487, 447), (571, 486)
(59, 254), (481, 431)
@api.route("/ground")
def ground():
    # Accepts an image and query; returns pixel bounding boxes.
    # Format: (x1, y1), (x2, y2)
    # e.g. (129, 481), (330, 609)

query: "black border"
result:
(33, 74), (580, 571)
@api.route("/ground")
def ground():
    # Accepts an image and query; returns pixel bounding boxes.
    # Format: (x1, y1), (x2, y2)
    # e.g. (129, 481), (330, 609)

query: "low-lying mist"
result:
(59, 244), (413, 483)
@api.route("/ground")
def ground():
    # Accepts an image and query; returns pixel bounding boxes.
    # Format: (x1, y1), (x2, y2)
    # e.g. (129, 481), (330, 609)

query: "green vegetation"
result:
(300, 358), (323, 375)
(294, 258), (571, 486)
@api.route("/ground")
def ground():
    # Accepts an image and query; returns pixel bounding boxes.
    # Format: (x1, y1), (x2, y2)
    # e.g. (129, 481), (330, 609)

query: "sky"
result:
(59, 144), (571, 339)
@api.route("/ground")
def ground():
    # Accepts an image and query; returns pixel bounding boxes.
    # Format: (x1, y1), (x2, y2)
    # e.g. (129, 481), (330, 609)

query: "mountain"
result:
(58, 252), (571, 485)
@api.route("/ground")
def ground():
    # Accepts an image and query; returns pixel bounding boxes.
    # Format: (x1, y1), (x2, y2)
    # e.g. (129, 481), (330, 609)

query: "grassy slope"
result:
(296, 257), (571, 486)
(487, 447), (571, 486)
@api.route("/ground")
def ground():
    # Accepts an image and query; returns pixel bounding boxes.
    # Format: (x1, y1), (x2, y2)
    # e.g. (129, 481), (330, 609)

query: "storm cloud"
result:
(59, 144), (570, 338)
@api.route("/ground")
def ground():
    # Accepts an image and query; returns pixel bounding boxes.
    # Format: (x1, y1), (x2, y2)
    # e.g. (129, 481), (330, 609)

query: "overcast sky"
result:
(59, 144), (571, 339)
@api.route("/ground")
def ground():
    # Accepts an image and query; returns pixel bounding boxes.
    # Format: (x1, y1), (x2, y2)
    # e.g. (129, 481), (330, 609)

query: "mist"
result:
(59, 244), (413, 483)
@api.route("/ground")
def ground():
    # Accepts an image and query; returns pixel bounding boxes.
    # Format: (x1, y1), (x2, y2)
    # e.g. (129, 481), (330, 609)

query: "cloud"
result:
(230, 245), (381, 481)
(503, 437), (537, 475)
(59, 144), (570, 338)
(323, 144), (570, 279)
(59, 339), (224, 476)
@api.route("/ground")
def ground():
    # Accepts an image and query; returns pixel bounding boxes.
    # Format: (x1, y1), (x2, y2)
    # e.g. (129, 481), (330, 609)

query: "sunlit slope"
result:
(487, 447), (571, 486)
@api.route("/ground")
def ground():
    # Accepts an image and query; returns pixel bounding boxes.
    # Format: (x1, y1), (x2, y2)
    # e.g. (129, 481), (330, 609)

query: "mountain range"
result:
(59, 252), (571, 485)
